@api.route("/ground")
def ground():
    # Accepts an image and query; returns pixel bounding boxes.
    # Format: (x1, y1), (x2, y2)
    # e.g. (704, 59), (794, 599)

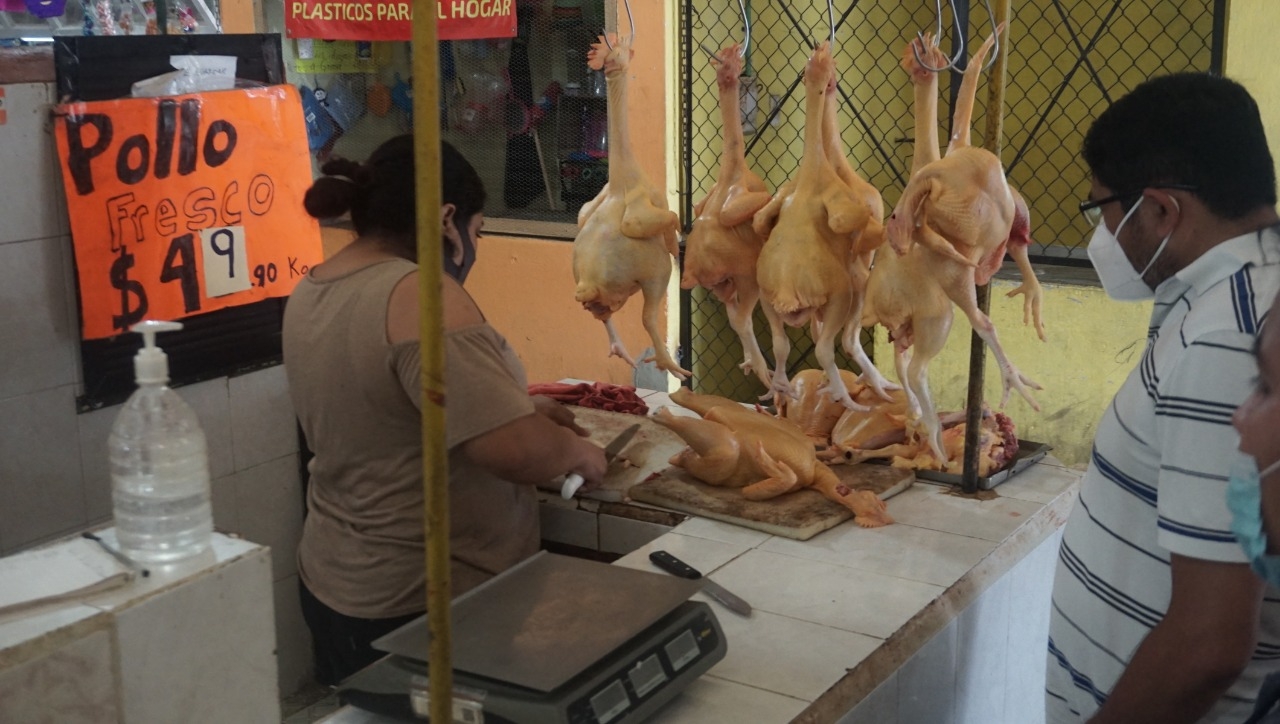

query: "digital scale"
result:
(338, 552), (727, 724)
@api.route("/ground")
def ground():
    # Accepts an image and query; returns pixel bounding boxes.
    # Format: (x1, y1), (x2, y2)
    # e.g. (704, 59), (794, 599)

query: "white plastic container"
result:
(108, 320), (213, 563)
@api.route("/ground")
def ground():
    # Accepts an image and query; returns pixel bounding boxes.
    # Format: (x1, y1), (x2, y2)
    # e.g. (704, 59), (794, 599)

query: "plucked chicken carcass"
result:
(752, 43), (876, 409)
(681, 43), (785, 393)
(654, 388), (892, 527)
(819, 64), (899, 402)
(573, 32), (689, 379)
(891, 409), (1019, 477)
(883, 23), (1042, 409)
(859, 32), (957, 461)
(775, 368), (863, 444)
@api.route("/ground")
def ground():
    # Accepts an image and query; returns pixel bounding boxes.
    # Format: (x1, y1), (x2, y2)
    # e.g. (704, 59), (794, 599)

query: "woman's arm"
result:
(387, 270), (607, 487)
(460, 413), (607, 487)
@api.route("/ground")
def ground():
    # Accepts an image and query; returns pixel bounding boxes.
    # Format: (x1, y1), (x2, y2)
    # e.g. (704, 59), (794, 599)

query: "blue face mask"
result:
(443, 221), (476, 284)
(1227, 452), (1280, 585)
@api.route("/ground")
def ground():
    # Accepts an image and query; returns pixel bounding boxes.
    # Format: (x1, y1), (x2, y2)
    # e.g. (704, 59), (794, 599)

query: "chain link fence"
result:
(679, 0), (1224, 399)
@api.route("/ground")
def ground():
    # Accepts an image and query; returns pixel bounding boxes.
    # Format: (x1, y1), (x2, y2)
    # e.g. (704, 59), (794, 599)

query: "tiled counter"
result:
(323, 385), (1080, 723)
(0, 531), (279, 723)
(611, 458), (1076, 723)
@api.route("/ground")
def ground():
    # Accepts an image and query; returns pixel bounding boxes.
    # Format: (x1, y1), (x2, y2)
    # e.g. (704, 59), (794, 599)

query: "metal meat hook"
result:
(700, 0), (752, 62)
(913, 0), (966, 72)
(603, 0), (636, 50)
(979, 0), (1002, 70)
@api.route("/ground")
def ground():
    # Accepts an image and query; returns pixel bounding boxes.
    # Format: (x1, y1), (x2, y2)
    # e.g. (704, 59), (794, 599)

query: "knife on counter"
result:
(649, 550), (753, 617)
(561, 422), (642, 500)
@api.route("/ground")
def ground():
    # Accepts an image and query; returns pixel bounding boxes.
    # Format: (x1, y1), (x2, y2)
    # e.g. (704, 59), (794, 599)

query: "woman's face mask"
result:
(443, 220), (476, 283)
(1086, 196), (1179, 301)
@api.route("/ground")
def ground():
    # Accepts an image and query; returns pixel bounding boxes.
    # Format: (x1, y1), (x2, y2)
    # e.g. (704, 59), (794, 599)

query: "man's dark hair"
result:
(1082, 72), (1276, 219)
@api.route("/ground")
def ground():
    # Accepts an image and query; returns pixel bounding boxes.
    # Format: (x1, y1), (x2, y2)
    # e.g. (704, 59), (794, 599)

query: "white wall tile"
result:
(898, 622), (958, 724)
(211, 473), (240, 533)
(0, 236), (77, 400)
(77, 403), (116, 525)
(114, 548), (278, 723)
(177, 378), (234, 479)
(837, 674), (897, 724)
(598, 514), (670, 555)
(229, 366), (299, 471)
(234, 455), (304, 582)
(539, 504), (598, 550)
(1005, 530), (1062, 724)
(0, 628), (119, 724)
(0, 83), (66, 246)
(956, 575), (1012, 724)
(274, 574), (315, 699)
(0, 385), (85, 552)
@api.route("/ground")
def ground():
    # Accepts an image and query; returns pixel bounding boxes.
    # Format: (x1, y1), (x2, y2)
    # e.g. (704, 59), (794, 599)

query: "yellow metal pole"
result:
(412, 0), (451, 720)
(982, 0), (1012, 156)
(961, 0), (1013, 492)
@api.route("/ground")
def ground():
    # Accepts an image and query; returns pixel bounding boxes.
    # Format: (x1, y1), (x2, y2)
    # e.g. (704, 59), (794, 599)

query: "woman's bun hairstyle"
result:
(303, 158), (372, 220)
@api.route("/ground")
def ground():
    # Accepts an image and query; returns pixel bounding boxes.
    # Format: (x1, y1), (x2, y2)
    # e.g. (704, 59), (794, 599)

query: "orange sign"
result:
(54, 86), (322, 340)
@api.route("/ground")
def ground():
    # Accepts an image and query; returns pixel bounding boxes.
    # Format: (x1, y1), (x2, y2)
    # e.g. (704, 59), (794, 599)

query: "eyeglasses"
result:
(1079, 184), (1198, 225)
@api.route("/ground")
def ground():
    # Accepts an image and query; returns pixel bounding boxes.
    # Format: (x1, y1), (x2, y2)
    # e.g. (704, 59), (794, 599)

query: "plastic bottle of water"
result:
(108, 320), (212, 563)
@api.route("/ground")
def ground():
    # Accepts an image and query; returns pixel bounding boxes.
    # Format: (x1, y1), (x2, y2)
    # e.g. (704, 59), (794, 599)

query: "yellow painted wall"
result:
(872, 281), (1150, 468)
(1224, 0), (1280, 189)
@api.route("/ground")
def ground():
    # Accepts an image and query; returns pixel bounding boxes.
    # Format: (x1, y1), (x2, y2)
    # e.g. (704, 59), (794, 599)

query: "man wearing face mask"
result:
(1045, 73), (1280, 724)
(282, 136), (608, 686)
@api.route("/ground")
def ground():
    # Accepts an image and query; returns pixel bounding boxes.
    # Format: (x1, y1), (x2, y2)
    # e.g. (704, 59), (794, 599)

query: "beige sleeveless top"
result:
(283, 258), (538, 619)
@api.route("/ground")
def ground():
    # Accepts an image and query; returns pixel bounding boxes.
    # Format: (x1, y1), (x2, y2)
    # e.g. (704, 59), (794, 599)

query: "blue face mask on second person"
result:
(1227, 452), (1280, 585)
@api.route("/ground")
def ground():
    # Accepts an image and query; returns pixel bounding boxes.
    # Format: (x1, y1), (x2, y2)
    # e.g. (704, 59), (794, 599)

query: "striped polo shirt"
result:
(1046, 227), (1280, 723)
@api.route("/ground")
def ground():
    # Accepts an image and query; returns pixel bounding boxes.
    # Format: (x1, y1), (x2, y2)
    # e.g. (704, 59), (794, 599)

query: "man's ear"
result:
(1143, 189), (1182, 238)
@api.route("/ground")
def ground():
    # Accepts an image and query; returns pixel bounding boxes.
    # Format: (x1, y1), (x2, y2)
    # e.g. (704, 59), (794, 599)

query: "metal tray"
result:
(869, 439), (1052, 490)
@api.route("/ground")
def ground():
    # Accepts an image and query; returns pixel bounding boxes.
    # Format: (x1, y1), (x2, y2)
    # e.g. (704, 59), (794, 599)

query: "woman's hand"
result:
(532, 395), (590, 437)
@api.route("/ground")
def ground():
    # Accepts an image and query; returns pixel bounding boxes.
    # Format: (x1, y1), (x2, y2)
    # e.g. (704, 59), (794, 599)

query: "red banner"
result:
(285, 0), (516, 41)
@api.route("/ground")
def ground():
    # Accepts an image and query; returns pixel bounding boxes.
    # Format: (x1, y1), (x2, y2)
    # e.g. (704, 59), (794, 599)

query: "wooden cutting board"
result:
(536, 406), (690, 502)
(628, 464), (915, 540)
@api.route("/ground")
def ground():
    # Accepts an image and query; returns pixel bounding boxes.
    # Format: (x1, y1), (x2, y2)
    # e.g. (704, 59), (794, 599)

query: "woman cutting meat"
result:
(283, 136), (608, 685)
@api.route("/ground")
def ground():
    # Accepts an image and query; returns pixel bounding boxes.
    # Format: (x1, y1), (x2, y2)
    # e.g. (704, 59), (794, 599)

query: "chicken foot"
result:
(604, 318), (636, 368)
(939, 262), (1042, 410)
(810, 465), (893, 527)
(639, 272), (691, 379)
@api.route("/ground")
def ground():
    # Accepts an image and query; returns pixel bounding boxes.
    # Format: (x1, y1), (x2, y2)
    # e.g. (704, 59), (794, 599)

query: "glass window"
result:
(265, 0), (607, 238)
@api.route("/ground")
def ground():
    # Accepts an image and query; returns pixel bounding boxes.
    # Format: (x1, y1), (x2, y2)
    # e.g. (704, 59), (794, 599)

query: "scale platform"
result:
(339, 552), (727, 724)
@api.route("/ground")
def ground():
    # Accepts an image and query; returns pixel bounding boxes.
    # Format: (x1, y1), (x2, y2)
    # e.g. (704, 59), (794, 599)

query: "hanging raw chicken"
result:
(681, 32), (784, 395)
(815, 57), (901, 404)
(860, 32), (958, 461)
(752, 42), (875, 410)
(883, 22), (1042, 410)
(572, 11), (689, 379)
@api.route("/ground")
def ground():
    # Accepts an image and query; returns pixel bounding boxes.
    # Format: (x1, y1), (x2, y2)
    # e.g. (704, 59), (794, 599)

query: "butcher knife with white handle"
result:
(561, 422), (642, 500)
(649, 550), (752, 617)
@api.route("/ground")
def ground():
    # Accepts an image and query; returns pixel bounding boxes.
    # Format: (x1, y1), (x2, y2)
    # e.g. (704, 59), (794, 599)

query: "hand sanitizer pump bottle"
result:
(108, 320), (213, 563)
